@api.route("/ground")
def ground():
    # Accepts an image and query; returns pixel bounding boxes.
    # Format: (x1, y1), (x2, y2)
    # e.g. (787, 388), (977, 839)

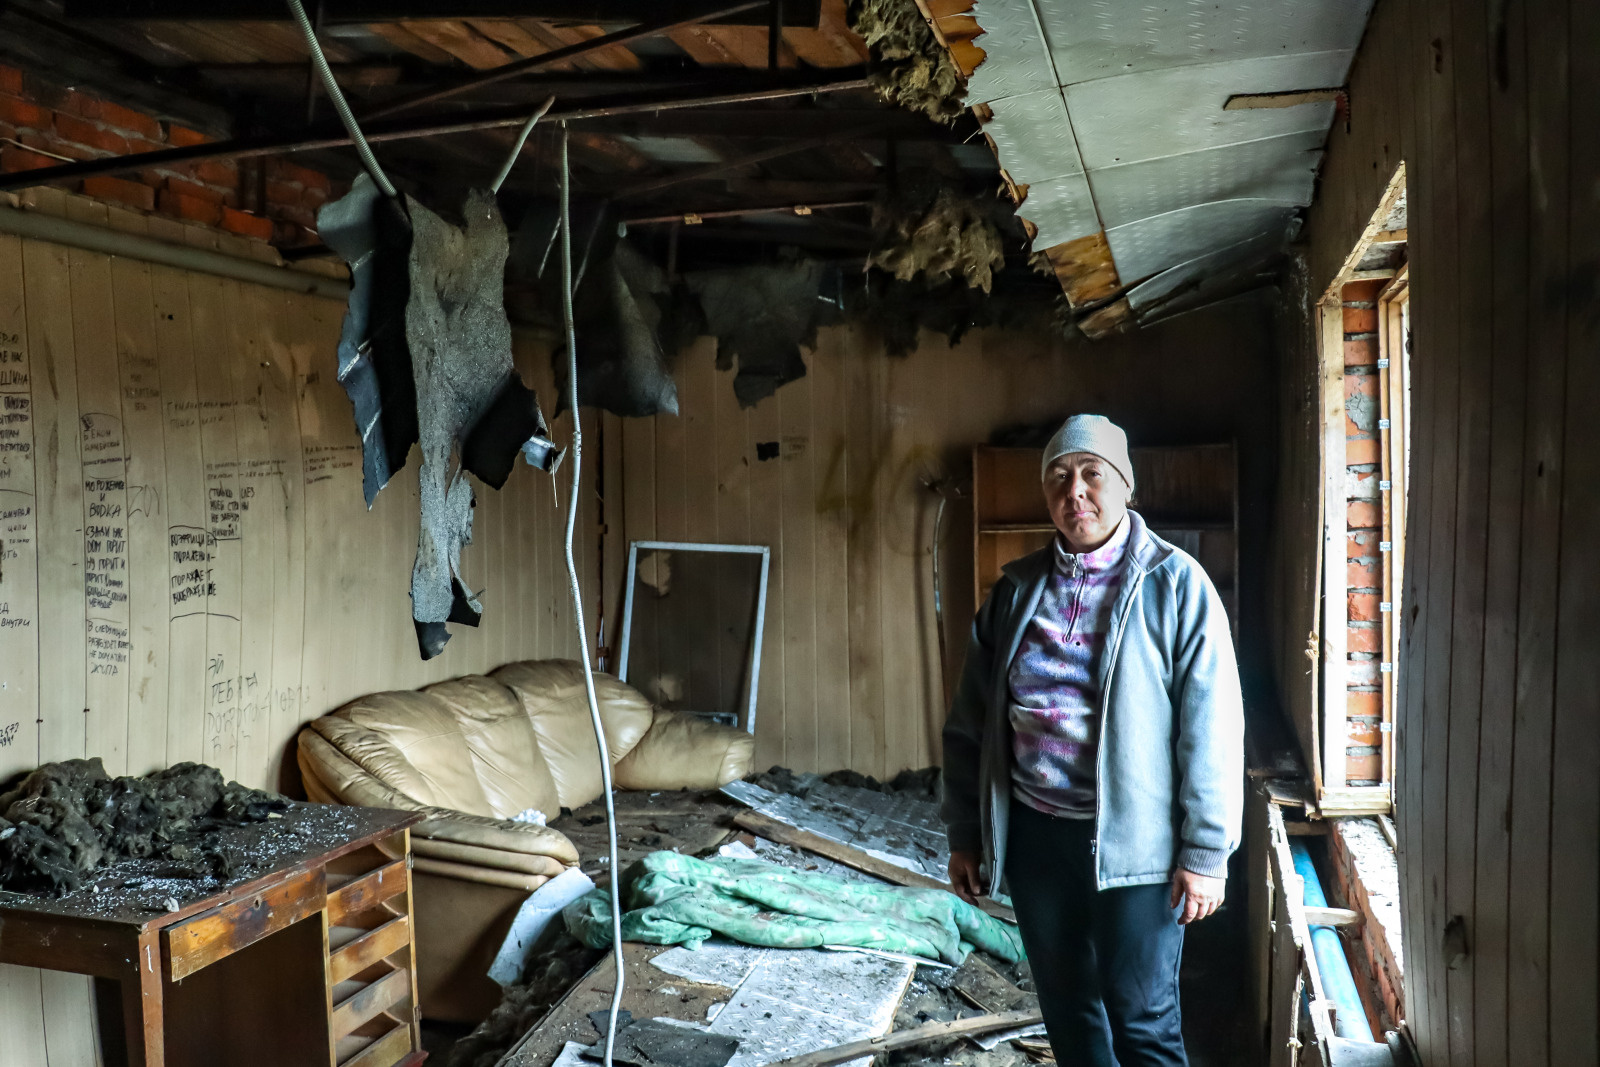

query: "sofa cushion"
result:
(613, 709), (756, 791)
(320, 689), (494, 816)
(490, 660), (656, 810)
(423, 675), (560, 821)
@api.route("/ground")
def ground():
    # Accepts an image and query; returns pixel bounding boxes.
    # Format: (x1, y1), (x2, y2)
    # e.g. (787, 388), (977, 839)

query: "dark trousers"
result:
(1004, 801), (1187, 1067)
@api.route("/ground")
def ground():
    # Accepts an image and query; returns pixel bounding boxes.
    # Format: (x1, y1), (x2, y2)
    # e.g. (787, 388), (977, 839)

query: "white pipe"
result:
(559, 121), (624, 1067)
(0, 204), (349, 300)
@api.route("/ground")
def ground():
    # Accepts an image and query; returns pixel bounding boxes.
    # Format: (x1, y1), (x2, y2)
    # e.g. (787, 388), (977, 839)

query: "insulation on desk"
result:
(0, 758), (286, 895)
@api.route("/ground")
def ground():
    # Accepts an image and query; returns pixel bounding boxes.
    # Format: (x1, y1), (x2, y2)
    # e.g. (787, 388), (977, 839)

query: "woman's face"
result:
(1044, 452), (1131, 552)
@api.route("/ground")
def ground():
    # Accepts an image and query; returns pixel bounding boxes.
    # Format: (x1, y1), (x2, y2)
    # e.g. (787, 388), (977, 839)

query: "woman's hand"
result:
(1170, 868), (1225, 925)
(948, 850), (984, 904)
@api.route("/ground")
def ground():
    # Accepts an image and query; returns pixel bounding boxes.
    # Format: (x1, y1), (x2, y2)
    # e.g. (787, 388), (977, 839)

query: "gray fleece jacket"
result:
(941, 510), (1244, 892)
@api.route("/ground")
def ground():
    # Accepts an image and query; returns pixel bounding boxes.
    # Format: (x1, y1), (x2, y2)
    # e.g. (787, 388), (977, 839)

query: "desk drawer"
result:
(164, 868), (325, 981)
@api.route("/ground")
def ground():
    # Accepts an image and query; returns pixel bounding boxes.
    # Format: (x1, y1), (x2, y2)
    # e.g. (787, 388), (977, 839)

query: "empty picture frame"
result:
(616, 540), (771, 735)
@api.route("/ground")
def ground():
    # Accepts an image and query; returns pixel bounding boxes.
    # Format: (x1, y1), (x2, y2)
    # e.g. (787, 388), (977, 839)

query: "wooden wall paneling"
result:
(24, 224), (86, 770)
(649, 346), (690, 708)
(0, 231), (39, 781)
(184, 258), (244, 780)
(878, 345), (931, 774)
(0, 226), (49, 1067)
(261, 289), (310, 793)
(224, 278), (278, 790)
(844, 333), (886, 777)
(148, 217), (208, 769)
(1442, 0), (1493, 1055)
(105, 208), (170, 778)
(746, 390), (785, 769)
(616, 395), (655, 678)
(1469, 0), (1529, 1057)
(1548, 0), (1599, 1059)
(811, 341), (851, 772)
(712, 357), (751, 725)
(1504, 0), (1568, 1060)
(778, 369), (816, 771)
(68, 198), (130, 780)
(679, 347), (720, 714)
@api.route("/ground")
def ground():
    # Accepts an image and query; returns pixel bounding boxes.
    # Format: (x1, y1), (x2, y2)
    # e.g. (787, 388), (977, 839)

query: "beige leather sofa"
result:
(297, 659), (754, 1020)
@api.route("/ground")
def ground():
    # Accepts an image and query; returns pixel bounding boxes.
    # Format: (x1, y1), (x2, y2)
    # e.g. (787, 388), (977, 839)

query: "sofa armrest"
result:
(298, 727), (580, 865)
(612, 709), (756, 792)
(412, 857), (553, 893)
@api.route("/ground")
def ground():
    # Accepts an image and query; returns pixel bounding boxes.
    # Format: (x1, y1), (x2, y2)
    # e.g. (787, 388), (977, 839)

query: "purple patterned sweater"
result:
(1006, 515), (1131, 819)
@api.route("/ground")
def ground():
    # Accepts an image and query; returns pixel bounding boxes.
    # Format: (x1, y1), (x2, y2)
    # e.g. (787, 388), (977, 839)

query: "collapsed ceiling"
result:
(937, 0), (1375, 328)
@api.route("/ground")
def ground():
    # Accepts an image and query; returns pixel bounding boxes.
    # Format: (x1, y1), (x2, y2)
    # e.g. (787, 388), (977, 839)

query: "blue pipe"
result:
(1289, 838), (1374, 1041)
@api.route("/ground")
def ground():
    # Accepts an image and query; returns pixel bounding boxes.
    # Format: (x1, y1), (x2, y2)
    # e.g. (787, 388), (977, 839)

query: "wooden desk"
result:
(0, 803), (425, 1067)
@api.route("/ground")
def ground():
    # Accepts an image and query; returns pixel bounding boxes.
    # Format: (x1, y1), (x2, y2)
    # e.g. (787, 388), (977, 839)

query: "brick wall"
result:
(1328, 819), (1406, 1031)
(1341, 279), (1386, 785)
(0, 64), (340, 246)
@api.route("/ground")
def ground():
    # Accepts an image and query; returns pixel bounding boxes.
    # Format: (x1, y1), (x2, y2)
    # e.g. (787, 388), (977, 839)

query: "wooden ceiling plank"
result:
(540, 24), (645, 71)
(1038, 231), (1123, 308)
(363, 21), (460, 64)
(397, 20), (516, 69)
(466, 19), (552, 59)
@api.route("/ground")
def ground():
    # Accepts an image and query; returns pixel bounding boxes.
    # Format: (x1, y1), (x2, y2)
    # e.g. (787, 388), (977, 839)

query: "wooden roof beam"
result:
(60, 0), (822, 24)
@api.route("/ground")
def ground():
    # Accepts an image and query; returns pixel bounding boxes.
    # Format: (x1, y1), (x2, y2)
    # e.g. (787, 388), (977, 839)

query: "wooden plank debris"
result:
(948, 954), (1032, 1013)
(762, 1009), (1045, 1067)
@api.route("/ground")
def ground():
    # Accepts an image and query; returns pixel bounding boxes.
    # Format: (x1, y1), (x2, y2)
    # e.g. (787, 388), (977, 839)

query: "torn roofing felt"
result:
(318, 173), (418, 507)
(687, 259), (825, 408)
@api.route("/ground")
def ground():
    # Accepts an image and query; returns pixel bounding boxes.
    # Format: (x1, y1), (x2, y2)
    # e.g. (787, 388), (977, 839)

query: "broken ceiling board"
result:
(1105, 199), (1294, 281)
(1062, 51), (1353, 171)
(979, 88), (1084, 184)
(1125, 230), (1282, 312)
(1037, 230), (1122, 307)
(1031, 0), (1374, 84)
(1085, 128), (1325, 230)
(1014, 171), (1099, 248)
(1076, 295), (1133, 339)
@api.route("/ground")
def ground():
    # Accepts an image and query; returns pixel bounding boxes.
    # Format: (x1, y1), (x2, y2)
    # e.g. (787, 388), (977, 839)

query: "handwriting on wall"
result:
(0, 721), (17, 747)
(303, 443), (359, 486)
(82, 413), (130, 677)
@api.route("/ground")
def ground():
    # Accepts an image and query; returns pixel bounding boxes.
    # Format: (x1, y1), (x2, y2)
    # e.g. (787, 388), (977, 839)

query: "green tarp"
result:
(563, 851), (1023, 965)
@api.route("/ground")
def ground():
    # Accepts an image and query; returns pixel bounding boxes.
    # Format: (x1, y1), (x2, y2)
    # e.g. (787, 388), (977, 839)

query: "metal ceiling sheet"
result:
(1105, 199), (1294, 280)
(1087, 129), (1325, 229)
(1017, 171), (1101, 247)
(1034, 0), (1375, 83)
(1064, 51), (1352, 170)
(1126, 231), (1283, 311)
(981, 87), (1085, 184)
(965, 0), (1061, 104)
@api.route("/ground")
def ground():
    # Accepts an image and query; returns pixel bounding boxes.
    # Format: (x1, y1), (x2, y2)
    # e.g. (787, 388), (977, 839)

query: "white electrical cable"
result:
(287, 0), (398, 199)
(560, 120), (625, 1067)
(489, 97), (556, 196)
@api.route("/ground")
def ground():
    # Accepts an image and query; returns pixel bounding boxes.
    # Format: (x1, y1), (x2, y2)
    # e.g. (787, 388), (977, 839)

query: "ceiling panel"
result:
(1034, 0), (1374, 83)
(1087, 128), (1324, 228)
(1017, 171), (1100, 247)
(1064, 50), (1351, 170)
(1105, 198), (1294, 280)
(982, 87), (1084, 184)
(1125, 230), (1283, 310)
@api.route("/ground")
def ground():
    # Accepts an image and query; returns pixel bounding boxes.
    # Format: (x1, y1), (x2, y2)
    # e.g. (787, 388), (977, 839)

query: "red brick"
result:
(1346, 435), (1380, 465)
(0, 66), (21, 96)
(1348, 558), (1380, 588)
(1348, 500), (1380, 528)
(166, 123), (210, 147)
(1343, 337), (1379, 367)
(273, 203), (316, 230)
(1347, 690), (1382, 717)
(1342, 305), (1379, 333)
(1347, 530), (1378, 558)
(1345, 752), (1381, 782)
(0, 144), (60, 174)
(193, 158), (237, 188)
(53, 114), (130, 155)
(265, 178), (304, 205)
(163, 174), (224, 203)
(18, 132), (93, 161)
(1348, 624), (1382, 653)
(1349, 591), (1381, 622)
(0, 94), (52, 132)
(81, 174), (155, 211)
(302, 184), (328, 210)
(1341, 279), (1386, 302)
(83, 98), (162, 141)
(220, 206), (274, 241)
(268, 158), (331, 193)
(157, 188), (223, 226)
(1347, 717), (1382, 746)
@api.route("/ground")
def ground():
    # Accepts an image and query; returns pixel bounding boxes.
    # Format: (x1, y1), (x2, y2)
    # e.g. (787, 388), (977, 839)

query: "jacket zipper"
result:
(1091, 565), (1149, 877)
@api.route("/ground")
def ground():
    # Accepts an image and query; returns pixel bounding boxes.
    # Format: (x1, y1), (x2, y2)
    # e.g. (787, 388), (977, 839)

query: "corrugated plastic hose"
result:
(286, 0), (398, 199)
(560, 121), (625, 1067)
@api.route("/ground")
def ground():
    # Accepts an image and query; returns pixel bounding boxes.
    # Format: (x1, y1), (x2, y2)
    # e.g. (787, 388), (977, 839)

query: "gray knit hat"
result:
(1040, 414), (1135, 489)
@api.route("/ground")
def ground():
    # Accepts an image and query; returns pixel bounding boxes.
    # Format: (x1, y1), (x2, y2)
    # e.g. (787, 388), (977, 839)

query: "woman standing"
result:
(941, 414), (1244, 1067)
